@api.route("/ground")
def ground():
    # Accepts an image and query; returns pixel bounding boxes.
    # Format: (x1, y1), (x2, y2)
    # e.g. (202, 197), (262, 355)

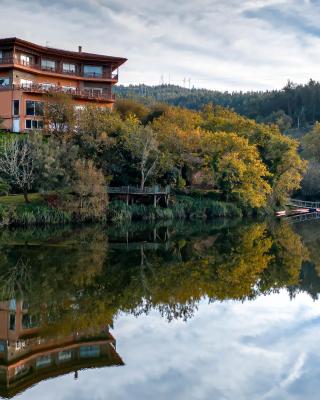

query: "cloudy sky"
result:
(1, 0), (320, 90)
(16, 292), (320, 400)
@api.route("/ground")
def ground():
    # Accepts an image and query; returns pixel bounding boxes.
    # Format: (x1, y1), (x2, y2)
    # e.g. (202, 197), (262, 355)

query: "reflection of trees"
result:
(0, 219), (312, 328)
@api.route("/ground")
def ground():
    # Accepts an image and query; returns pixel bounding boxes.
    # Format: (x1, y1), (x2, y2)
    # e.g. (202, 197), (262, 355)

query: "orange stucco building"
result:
(0, 37), (127, 133)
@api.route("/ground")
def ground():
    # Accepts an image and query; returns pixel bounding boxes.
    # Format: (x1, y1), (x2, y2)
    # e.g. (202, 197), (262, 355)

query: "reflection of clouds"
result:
(17, 291), (320, 400)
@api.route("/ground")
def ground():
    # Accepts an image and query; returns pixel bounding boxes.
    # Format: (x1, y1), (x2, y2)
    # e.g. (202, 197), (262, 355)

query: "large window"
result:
(79, 345), (100, 358)
(22, 314), (39, 329)
(58, 350), (72, 362)
(83, 65), (103, 77)
(41, 59), (56, 71)
(13, 100), (20, 116)
(25, 120), (44, 130)
(36, 355), (51, 368)
(26, 100), (44, 116)
(9, 313), (15, 331)
(63, 63), (76, 73)
(20, 54), (32, 66)
(0, 77), (9, 87)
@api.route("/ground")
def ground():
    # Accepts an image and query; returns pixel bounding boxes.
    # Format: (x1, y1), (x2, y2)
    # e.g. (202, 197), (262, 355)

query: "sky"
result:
(15, 292), (320, 400)
(1, 0), (320, 91)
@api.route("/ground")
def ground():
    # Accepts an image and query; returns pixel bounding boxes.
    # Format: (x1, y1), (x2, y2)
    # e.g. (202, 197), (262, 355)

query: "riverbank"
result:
(0, 193), (243, 226)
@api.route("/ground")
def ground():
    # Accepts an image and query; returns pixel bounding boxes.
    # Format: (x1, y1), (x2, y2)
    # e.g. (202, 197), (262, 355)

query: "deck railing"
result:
(287, 198), (320, 209)
(107, 185), (171, 195)
(0, 84), (115, 101)
(0, 57), (118, 80)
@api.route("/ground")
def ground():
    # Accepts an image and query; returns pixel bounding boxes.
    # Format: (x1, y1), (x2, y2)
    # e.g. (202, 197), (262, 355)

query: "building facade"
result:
(0, 37), (127, 133)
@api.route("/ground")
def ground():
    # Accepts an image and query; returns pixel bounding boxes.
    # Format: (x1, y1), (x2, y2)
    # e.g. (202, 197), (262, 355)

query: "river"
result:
(0, 218), (319, 400)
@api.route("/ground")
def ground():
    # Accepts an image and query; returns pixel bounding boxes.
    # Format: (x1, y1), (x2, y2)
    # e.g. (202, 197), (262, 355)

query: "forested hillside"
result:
(115, 80), (320, 131)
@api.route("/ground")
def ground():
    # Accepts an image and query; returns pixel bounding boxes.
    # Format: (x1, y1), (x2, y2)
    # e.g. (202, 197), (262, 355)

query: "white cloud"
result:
(0, 0), (320, 90)
(17, 291), (320, 400)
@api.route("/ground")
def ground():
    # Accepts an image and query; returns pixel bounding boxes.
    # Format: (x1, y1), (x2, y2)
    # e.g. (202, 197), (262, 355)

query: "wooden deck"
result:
(107, 185), (171, 206)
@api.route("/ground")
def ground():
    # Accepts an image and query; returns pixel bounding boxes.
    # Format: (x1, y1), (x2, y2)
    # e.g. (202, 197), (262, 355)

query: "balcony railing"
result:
(0, 83), (115, 101)
(0, 57), (118, 80)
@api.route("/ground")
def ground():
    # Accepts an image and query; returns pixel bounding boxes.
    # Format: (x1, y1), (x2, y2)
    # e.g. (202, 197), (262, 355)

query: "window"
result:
(22, 314), (39, 329)
(25, 120), (43, 130)
(9, 313), (15, 331)
(0, 50), (2, 59)
(83, 65), (103, 77)
(15, 364), (28, 376)
(63, 63), (76, 73)
(58, 350), (72, 361)
(20, 54), (32, 66)
(26, 100), (44, 116)
(41, 59), (56, 71)
(0, 341), (6, 352)
(13, 100), (20, 116)
(79, 345), (100, 358)
(0, 77), (9, 86)
(36, 355), (51, 368)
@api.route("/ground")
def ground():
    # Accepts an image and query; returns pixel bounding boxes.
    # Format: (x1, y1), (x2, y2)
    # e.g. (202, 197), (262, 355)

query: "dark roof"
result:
(0, 37), (127, 67)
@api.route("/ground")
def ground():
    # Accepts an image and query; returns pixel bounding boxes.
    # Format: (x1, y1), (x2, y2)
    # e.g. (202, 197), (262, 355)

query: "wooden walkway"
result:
(287, 198), (320, 209)
(107, 185), (171, 206)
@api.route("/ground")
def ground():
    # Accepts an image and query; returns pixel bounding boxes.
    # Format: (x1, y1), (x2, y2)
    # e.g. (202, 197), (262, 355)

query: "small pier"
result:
(107, 185), (171, 207)
(276, 198), (320, 220)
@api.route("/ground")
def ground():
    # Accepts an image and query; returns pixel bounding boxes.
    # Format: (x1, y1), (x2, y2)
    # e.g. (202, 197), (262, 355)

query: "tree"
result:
(44, 93), (76, 139)
(123, 118), (160, 189)
(58, 159), (108, 221)
(0, 137), (35, 203)
(302, 122), (320, 162)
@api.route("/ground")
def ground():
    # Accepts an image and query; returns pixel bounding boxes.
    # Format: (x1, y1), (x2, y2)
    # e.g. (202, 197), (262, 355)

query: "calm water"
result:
(0, 218), (320, 399)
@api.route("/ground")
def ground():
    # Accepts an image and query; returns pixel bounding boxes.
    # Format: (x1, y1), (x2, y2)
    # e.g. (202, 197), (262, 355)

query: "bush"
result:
(0, 204), (72, 226)
(108, 201), (132, 223)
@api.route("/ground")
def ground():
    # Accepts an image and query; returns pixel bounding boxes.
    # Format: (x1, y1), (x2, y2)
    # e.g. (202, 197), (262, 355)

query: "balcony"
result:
(0, 83), (115, 102)
(0, 57), (118, 81)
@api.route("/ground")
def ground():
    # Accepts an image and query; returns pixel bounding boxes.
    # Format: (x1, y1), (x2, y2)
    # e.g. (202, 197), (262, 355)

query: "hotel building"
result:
(0, 37), (127, 133)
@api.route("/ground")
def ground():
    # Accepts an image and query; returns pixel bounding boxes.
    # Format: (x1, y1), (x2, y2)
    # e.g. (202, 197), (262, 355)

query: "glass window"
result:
(26, 101), (35, 116)
(26, 101), (44, 116)
(58, 350), (72, 361)
(9, 313), (15, 331)
(25, 120), (32, 129)
(0, 341), (6, 352)
(63, 63), (76, 73)
(13, 100), (20, 116)
(35, 102), (44, 116)
(0, 77), (9, 86)
(41, 59), (56, 71)
(83, 65), (103, 77)
(36, 355), (51, 368)
(22, 314), (39, 329)
(20, 54), (32, 66)
(0, 50), (2, 59)
(79, 345), (100, 358)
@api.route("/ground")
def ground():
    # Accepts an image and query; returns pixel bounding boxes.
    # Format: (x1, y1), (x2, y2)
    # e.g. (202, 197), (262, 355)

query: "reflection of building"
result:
(0, 300), (124, 399)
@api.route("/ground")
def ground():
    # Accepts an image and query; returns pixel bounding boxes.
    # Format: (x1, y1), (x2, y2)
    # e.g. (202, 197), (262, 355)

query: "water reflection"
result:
(0, 219), (319, 398)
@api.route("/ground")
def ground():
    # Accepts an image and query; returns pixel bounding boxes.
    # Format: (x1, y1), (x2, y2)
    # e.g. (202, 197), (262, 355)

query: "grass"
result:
(0, 193), (44, 206)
